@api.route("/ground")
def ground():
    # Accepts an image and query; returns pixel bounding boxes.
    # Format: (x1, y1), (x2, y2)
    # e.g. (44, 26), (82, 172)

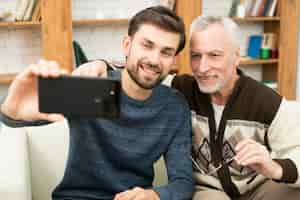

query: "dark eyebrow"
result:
(143, 38), (176, 54)
(142, 38), (154, 45)
(162, 47), (176, 54)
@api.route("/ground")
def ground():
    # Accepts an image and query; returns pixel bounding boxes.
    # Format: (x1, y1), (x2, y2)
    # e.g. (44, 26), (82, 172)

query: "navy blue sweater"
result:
(1, 84), (194, 200)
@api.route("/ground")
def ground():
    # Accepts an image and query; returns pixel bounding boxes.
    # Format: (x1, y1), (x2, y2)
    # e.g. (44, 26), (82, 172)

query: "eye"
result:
(161, 50), (173, 57)
(142, 42), (152, 49)
(209, 53), (221, 57)
(191, 53), (201, 59)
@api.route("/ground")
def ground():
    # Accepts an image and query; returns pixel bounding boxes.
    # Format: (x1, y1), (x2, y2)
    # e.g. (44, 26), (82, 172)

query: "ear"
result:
(122, 35), (132, 57)
(234, 47), (240, 67)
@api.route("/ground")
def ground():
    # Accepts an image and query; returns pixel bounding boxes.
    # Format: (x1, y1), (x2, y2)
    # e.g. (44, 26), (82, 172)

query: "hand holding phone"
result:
(38, 75), (121, 119)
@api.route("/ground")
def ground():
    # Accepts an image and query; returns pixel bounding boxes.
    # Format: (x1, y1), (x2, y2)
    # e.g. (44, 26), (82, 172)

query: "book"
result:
(244, 0), (255, 16)
(15, 0), (31, 21)
(236, 0), (248, 17)
(228, 0), (240, 17)
(250, 0), (264, 16)
(247, 35), (263, 59)
(257, 0), (268, 16)
(266, 0), (278, 17)
(262, 0), (272, 16)
(31, 0), (41, 21)
(261, 33), (277, 49)
(24, 0), (36, 21)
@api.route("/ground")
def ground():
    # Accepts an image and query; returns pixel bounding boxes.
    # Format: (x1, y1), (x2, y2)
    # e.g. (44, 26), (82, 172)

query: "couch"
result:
(0, 120), (168, 200)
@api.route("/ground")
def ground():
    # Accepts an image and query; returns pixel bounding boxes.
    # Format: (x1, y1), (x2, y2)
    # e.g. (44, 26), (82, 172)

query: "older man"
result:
(172, 16), (300, 200)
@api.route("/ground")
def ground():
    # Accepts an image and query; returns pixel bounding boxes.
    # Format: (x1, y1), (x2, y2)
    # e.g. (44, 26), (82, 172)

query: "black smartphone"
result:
(38, 75), (121, 119)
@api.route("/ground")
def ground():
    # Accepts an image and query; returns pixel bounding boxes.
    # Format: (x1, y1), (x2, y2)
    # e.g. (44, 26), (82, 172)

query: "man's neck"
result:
(121, 69), (152, 101)
(211, 74), (239, 105)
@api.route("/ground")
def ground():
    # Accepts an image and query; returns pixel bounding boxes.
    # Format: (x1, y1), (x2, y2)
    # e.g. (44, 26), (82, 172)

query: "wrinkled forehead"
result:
(190, 24), (237, 52)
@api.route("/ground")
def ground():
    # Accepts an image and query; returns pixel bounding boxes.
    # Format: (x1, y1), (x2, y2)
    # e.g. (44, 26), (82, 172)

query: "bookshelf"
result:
(232, 16), (280, 22)
(0, 19), (128, 29)
(0, 0), (299, 99)
(240, 58), (278, 65)
(73, 19), (129, 26)
(175, 0), (299, 100)
(0, 21), (41, 28)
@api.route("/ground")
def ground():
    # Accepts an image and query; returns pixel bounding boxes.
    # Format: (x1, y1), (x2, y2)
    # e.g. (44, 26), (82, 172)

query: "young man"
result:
(0, 6), (194, 200)
(79, 16), (300, 199)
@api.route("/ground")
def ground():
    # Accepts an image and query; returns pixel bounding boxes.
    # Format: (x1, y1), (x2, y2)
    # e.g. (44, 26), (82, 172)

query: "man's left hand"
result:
(114, 187), (160, 200)
(235, 138), (283, 180)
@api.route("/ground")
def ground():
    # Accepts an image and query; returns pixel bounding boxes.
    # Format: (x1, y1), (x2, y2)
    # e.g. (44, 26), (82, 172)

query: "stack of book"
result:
(15, 0), (41, 22)
(247, 33), (278, 59)
(229, 0), (278, 17)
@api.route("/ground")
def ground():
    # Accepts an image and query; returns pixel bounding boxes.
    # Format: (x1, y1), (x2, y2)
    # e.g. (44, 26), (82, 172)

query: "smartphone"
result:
(38, 75), (121, 119)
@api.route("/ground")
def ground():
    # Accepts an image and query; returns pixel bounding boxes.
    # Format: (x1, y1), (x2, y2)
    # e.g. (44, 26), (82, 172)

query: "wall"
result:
(72, 0), (160, 62)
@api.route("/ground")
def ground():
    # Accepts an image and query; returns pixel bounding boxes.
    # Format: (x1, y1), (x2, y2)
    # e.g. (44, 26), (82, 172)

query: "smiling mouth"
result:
(198, 75), (218, 81)
(140, 63), (161, 76)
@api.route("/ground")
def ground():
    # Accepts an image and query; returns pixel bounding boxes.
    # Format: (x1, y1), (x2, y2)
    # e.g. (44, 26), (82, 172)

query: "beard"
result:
(197, 80), (223, 94)
(127, 58), (165, 90)
(194, 73), (226, 94)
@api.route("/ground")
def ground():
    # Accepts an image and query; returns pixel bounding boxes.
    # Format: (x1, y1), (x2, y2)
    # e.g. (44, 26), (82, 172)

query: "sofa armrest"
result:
(0, 124), (32, 200)
(153, 157), (168, 186)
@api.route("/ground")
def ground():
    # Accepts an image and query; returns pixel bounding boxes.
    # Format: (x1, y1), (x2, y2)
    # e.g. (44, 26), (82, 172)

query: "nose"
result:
(149, 50), (160, 65)
(198, 55), (210, 73)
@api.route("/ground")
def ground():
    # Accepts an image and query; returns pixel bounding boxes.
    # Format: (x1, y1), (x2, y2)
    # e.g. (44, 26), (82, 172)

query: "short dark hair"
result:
(128, 6), (186, 55)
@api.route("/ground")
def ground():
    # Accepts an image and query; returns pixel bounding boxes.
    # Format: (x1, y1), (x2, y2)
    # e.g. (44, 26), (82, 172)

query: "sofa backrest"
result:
(25, 121), (69, 200)
(25, 120), (167, 200)
(0, 125), (31, 200)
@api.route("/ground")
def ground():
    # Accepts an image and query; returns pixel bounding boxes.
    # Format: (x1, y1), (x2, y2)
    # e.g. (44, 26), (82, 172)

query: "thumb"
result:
(39, 113), (65, 122)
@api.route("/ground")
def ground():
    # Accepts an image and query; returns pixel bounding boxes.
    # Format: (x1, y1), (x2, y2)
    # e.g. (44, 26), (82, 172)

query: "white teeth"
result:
(141, 64), (158, 74)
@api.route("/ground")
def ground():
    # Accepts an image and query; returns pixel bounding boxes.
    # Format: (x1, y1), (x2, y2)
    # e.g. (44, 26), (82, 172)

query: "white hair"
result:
(190, 16), (240, 49)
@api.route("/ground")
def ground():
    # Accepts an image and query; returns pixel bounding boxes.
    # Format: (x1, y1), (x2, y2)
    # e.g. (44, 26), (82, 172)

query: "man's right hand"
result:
(72, 60), (108, 78)
(0, 60), (66, 122)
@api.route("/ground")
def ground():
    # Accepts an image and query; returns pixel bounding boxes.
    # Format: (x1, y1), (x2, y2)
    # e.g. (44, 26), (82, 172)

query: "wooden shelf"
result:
(240, 58), (279, 65)
(232, 17), (280, 22)
(73, 18), (129, 26)
(0, 21), (41, 28)
(0, 18), (129, 29)
(0, 73), (17, 84)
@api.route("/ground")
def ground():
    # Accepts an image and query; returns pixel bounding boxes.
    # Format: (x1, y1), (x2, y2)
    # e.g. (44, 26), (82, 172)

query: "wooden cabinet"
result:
(175, 0), (300, 100)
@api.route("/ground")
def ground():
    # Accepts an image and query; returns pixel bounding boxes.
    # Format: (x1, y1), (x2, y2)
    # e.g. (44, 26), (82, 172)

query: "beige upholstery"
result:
(0, 121), (167, 200)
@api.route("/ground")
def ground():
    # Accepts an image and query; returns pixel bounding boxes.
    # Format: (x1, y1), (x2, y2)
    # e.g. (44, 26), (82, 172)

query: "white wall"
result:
(72, 0), (160, 62)
(0, 0), (299, 98)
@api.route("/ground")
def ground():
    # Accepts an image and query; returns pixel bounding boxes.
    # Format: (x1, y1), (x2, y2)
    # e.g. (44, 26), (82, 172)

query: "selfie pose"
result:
(78, 16), (300, 200)
(0, 6), (194, 200)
